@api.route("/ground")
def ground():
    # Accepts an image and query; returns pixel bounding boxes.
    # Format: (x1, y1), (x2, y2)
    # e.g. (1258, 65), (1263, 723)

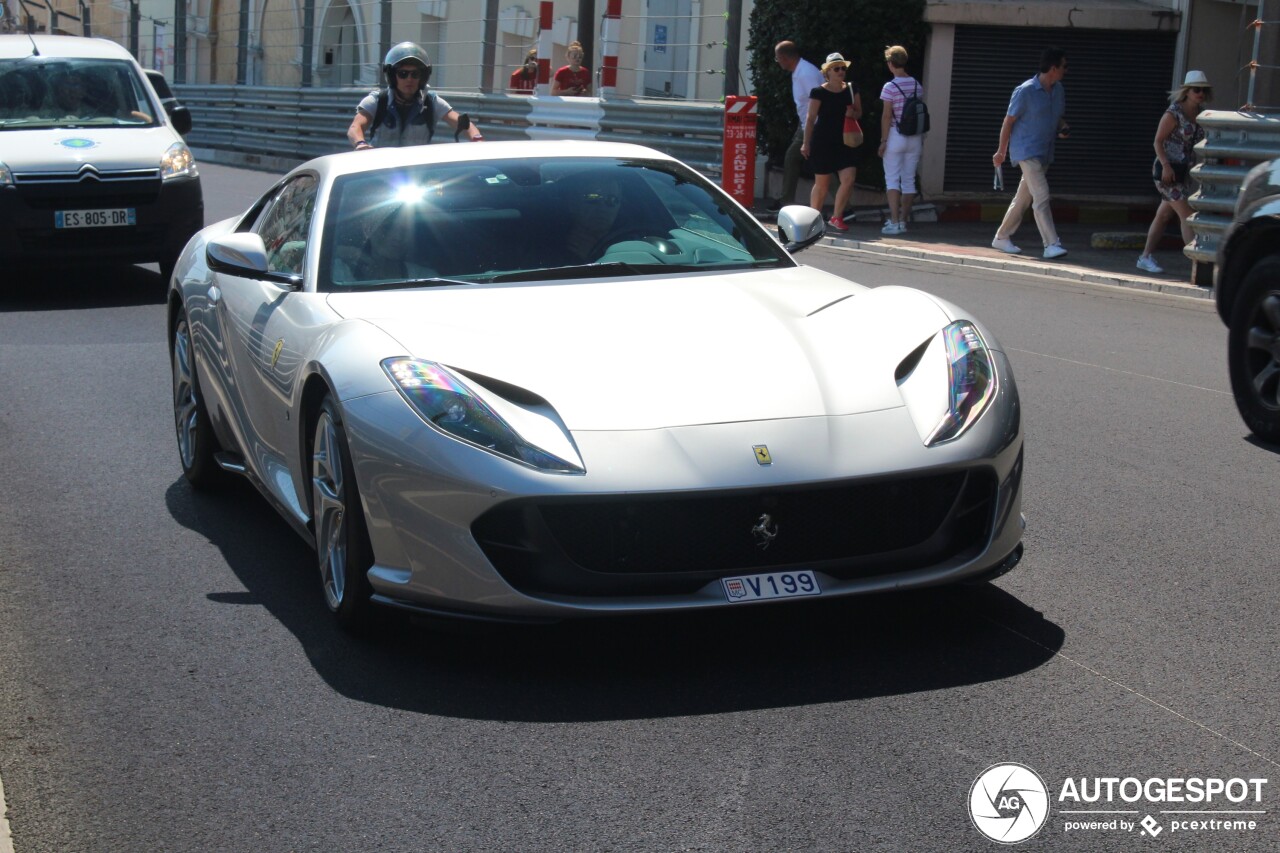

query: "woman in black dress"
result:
(801, 52), (861, 231)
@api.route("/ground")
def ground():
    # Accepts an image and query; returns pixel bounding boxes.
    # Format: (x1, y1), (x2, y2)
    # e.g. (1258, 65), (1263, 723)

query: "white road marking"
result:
(989, 616), (1280, 772)
(0, 770), (15, 853)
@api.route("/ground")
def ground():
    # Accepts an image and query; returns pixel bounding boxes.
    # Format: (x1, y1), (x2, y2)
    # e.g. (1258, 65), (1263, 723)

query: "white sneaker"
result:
(1043, 242), (1068, 260)
(1136, 255), (1164, 274)
(991, 237), (1021, 254)
(880, 221), (900, 235)
(897, 221), (907, 233)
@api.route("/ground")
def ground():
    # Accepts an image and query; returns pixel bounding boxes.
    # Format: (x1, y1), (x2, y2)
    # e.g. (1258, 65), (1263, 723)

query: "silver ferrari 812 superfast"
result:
(167, 141), (1025, 628)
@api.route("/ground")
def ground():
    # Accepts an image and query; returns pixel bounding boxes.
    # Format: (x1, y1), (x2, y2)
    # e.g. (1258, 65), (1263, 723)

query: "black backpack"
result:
(892, 80), (930, 136)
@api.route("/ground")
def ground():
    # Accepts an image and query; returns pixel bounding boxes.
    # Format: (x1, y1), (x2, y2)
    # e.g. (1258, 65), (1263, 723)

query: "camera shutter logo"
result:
(968, 763), (1050, 844)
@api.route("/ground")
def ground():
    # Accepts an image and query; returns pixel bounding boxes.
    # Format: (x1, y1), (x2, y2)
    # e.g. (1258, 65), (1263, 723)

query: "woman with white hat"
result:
(801, 52), (862, 232)
(1136, 70), (1212, 274)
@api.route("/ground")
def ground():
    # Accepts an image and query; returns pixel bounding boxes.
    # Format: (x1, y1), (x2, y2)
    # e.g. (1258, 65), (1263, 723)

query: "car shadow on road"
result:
(168, 478), (1064, 723)
(0, 264), (164, 310)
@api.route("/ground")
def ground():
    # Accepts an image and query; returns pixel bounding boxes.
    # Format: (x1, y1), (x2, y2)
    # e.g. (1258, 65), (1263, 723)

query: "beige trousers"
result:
(996, 157), (1060, 248)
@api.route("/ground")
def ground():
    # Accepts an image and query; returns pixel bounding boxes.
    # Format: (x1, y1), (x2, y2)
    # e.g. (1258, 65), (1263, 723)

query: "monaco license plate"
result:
(721, 570), (821, 603)
(55, 208), (136, 229)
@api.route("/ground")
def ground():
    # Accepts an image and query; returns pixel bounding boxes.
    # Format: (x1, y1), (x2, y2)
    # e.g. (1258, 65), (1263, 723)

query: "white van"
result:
(0, 35), (202, 279)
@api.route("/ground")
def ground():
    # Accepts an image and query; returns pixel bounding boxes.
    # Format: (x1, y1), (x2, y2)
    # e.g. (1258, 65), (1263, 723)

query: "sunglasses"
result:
(582, 192), (620, 207)
(396, 68), (422, 79)
(1189, 86), (1209, 94)
(830, 66), (846, 73)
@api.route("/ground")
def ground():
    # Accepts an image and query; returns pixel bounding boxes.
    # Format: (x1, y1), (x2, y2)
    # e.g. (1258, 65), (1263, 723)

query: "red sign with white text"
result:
(721, 96), (757, 207)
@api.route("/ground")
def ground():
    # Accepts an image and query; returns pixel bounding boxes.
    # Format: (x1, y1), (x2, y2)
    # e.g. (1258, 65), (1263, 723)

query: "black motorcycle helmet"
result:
(383, 42), (432, 89)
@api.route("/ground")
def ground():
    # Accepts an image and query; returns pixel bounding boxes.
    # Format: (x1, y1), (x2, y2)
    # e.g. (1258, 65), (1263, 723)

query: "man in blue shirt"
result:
(991, 47), (1070, 259)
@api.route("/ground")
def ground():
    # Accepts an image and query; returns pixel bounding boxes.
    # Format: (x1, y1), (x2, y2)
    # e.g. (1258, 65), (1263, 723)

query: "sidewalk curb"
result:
(817, 233), (1213, 301)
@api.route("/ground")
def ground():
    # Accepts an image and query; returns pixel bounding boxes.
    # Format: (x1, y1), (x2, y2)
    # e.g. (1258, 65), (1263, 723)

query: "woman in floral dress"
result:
(1136, 71), (1211, 274)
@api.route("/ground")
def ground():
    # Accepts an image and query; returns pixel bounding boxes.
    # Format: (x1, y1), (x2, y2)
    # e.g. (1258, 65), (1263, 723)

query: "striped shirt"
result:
(880, 77), (922, 130)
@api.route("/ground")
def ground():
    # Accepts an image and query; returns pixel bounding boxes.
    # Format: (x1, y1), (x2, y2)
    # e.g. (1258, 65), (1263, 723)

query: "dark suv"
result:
(1214, 158), (1280, 441)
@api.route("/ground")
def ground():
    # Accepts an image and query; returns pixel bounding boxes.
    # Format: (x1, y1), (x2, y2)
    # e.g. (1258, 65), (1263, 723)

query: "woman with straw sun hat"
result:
(801, 51), (862, 232)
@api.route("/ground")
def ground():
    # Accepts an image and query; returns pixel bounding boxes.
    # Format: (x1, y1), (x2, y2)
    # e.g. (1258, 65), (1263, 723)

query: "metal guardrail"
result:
(1187, 110), (1280, 264)
(173, 85), (725, 176)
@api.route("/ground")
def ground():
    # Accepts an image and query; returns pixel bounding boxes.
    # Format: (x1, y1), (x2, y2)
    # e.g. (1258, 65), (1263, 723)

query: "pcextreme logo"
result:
(968, 762), (1270, 844)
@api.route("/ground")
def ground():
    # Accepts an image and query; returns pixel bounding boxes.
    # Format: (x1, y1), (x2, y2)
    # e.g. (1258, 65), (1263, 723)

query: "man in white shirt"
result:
(769, 40), (824, 211)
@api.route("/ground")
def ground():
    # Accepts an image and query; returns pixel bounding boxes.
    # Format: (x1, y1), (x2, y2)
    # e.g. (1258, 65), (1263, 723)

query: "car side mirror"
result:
(776, 205), (826, 253)
(207, 233), (271, 276)
(167, 103), (192, 136)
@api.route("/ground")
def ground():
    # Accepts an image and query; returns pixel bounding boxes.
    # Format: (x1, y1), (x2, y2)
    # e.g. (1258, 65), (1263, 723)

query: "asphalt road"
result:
(1, 163), (1277, 851)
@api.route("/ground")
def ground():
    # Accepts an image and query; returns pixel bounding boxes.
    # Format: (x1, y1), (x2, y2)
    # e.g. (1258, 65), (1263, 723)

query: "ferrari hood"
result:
(327, 268), (953, 431)
(1, 127), (180, 172)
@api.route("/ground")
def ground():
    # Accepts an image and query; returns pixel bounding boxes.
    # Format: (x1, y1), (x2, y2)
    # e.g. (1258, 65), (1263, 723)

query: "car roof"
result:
(299, 140), (681, 182)
(0, 34), (137, 61)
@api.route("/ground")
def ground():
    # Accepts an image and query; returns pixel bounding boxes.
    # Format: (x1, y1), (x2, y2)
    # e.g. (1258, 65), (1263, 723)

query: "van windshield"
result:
(0, 57), (158, 129)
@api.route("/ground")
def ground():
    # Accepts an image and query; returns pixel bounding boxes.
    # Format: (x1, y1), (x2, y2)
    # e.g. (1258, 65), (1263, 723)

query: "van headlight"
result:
(0, 160), (12, 186)
(160, 142), (198, 180)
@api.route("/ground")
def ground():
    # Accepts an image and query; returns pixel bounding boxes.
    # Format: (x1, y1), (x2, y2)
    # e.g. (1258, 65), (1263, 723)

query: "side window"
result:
(255, 174), (318, 277)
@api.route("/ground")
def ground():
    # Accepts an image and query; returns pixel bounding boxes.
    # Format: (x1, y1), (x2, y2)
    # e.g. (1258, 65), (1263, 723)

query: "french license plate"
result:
(721, 570), (821, 603)
(55, 208), (136, 229)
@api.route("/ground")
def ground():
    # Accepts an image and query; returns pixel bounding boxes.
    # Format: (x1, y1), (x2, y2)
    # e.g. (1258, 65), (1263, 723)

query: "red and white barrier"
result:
(537, 1), (554, 95)
(722, 96), (758, 206)
(599, 0), (621, 95)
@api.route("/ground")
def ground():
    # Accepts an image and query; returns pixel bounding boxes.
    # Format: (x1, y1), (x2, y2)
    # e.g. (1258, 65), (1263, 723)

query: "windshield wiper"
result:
(486, 262), (643, 283)
(331, 276), (474, 292)
(487, 261), (704, 283)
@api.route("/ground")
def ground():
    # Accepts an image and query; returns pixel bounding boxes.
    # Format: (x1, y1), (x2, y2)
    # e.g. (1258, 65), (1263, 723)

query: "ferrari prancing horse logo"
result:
(753, 444), (772, 465)
(271, 339), (284, 368)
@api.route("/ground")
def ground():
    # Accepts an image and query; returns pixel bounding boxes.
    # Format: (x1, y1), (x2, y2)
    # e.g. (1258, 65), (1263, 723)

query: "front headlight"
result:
(897, 320), (997, 446)
(383, 358), (584, 473)
(160, 142), (198, 180)
(0, 160), (12, 186)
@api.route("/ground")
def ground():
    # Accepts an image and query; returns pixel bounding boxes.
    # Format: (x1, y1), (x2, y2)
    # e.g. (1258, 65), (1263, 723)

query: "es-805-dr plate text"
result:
(55, 208), (136, 229)
(721, 570), (821, 603)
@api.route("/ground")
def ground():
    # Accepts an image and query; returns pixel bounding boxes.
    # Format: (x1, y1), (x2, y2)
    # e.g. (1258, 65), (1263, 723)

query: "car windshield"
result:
(0, 57), (158, 129)
(318, 157), (794, 290)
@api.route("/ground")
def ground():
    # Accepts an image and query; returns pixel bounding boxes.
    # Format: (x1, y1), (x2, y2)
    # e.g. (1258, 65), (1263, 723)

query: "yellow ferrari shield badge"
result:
(271, 339), (284, 368)
(753, 445), (772, 465)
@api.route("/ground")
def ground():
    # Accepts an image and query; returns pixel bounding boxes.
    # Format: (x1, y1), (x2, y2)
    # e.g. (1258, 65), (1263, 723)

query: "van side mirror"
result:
(167, 103), (192, 136)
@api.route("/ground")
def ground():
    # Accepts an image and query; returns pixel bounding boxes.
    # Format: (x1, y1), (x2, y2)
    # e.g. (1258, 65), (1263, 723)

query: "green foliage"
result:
(747, 0), (929, 189)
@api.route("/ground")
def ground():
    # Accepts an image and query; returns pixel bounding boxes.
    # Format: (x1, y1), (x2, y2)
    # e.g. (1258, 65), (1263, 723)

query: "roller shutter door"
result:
(944, 25), (1177, 195)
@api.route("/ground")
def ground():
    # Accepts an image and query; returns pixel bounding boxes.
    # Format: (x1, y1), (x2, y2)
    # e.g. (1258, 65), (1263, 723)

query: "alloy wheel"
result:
(312, 410), (347, 611)
(173, 320), (199, 469)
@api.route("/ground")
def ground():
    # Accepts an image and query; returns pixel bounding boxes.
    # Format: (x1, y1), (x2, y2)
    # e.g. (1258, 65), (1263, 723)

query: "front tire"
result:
(172, 311), (224, 488)
(1227, 255), (1280, 442)
(311, 395), (375, 628)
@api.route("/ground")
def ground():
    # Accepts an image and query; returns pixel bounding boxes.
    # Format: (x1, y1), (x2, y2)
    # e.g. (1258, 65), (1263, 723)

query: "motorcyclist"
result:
(347, 42), (482, 149)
